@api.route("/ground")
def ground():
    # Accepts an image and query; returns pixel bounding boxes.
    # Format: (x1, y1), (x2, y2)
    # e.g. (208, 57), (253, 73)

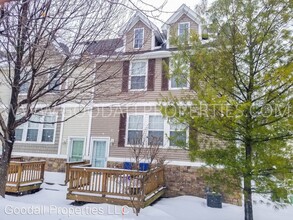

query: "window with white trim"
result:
(134, 28), (144, 49)
(48, 68), (61, 92)
(126, 114), (187, 147)
(130, 61), (147, 90)
(169, 58), (189, 89)
(148, 116), (164, 145)
(169, 120), (187, 147)
(15, 118), (25, 141)
(178, 22), (190, 42)
(127, 115), (143, 145)
(19, 71), (31, 94)
(15, 115), (56, 143)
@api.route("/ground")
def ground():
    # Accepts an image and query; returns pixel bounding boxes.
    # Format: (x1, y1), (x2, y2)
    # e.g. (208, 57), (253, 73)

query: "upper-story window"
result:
(169, 58), (189, 89)
(48, 68), (61, 92)
(134, 28), (144, 49)
(178, 22), (190, 42)
(129, 60), (148, 90)
(19, 72), (31, 94)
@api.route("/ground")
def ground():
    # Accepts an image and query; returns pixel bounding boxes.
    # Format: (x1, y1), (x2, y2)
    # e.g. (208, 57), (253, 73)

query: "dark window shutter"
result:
(161, 58), (169, 91)
(147, 59), (156, 91)
(118, 113), (127, 147)
(189, 123), (199, 151)
(122, 61), (130, 92)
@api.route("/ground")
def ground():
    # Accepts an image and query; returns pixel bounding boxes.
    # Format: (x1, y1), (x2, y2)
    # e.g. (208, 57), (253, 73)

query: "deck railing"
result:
(6, 161), (46, 193)
(67, 166), (165, 208)
(64, 161), (91, 184)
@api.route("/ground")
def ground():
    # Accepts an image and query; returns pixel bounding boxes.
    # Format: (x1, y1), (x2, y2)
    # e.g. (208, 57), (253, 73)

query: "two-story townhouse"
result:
(3, 4), (241, 205)
(87, 5), (241, 204)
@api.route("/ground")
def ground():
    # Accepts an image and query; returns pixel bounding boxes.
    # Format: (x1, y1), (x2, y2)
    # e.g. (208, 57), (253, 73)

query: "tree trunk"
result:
(244, 176), (253, 220)
(0, 140), (13, 197)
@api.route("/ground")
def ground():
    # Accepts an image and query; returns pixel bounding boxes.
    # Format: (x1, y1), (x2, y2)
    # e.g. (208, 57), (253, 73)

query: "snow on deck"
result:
(0, 172), (292, 220)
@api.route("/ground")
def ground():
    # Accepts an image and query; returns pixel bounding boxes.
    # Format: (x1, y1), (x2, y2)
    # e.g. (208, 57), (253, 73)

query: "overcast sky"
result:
(136, 0), (214, 27)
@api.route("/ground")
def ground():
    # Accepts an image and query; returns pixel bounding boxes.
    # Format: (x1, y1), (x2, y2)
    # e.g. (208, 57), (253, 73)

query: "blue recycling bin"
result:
(139, 163), (149, 171)
(123, 162), (132, 170)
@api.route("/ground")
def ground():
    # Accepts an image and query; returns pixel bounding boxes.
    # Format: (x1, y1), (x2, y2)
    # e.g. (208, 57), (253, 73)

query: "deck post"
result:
(16, 163), (23, 192)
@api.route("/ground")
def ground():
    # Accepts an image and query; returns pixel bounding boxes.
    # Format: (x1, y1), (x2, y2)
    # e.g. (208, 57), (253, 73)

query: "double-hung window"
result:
(48, 68), (61, 92)
(15, 115), (56, 143)
(15, 118), (25, 141)
(169, 120), (187, 147)
(178, 22), (190, 42)
(42, 115), (55, 142)
(170, 58), (189, 89)
(134, 28), (144, 49)
(126, 114), (187, 147)
(127, 115), (144, 145)
(19, 71), (31, 94)
(130, 61), (147, 90)
(148, 116), (164, 146)
(26, 115), (41, 142)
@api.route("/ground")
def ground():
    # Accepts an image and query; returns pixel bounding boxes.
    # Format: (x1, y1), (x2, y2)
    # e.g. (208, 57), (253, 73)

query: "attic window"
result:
(178, 22), (190, 41)
(134, 28), (144, 49)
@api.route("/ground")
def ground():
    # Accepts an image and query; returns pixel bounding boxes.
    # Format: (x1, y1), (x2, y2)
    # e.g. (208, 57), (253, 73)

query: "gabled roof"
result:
(85, 38), (124, 56)
(162, 4), (202, 30)
(119, 11), (162, 41)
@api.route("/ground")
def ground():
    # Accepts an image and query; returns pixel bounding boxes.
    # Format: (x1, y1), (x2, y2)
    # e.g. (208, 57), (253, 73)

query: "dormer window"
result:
(134, 28), (144, 49)
(178, 22), (190, 41)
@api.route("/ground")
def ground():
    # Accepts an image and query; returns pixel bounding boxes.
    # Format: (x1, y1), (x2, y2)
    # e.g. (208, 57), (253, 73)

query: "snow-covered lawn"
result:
(0, 172), (292, 220)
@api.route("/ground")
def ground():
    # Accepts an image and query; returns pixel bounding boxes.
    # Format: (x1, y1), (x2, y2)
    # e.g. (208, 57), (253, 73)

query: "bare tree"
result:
(0, 0), (164, 197)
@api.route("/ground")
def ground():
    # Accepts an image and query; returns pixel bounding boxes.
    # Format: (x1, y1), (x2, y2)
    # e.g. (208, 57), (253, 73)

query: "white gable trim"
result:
(119, 11), (160, 36)
(162, 4), (202, 30)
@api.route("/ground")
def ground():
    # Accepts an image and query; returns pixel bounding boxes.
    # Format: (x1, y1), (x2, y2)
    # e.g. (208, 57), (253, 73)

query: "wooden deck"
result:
(6, 160), (46, 194)
(64, 161), (91, 184)
(66, 166), (165, 208)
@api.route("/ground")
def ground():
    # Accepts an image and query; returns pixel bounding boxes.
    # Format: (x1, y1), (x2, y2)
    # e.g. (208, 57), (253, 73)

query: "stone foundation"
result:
(164, 165), (242, 206)
(22, 156), (67, 172)
(107, 161), (242, 206)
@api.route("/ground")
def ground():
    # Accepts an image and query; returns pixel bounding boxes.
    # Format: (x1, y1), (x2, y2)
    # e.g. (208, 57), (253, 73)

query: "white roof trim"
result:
(119, 11), (161, 38)
(162, 4), (202, 30)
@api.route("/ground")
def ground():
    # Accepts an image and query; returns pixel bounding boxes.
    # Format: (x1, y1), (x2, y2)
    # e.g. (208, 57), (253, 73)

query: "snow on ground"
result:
(0, 172), (292, 220)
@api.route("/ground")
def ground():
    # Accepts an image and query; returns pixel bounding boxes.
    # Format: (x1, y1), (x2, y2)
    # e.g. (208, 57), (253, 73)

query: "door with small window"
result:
(91, 138), (109, 167)
(69, 138), (85, 162)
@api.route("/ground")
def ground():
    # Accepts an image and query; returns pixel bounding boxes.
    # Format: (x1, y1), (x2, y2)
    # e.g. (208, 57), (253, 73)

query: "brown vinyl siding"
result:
(125, 20), (153, 52)
(94, 58), (192, 103)
(90, 106), (190, 161)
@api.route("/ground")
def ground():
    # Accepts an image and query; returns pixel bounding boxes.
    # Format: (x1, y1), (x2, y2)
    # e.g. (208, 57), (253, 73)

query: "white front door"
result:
(92, 138), (109, 167)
